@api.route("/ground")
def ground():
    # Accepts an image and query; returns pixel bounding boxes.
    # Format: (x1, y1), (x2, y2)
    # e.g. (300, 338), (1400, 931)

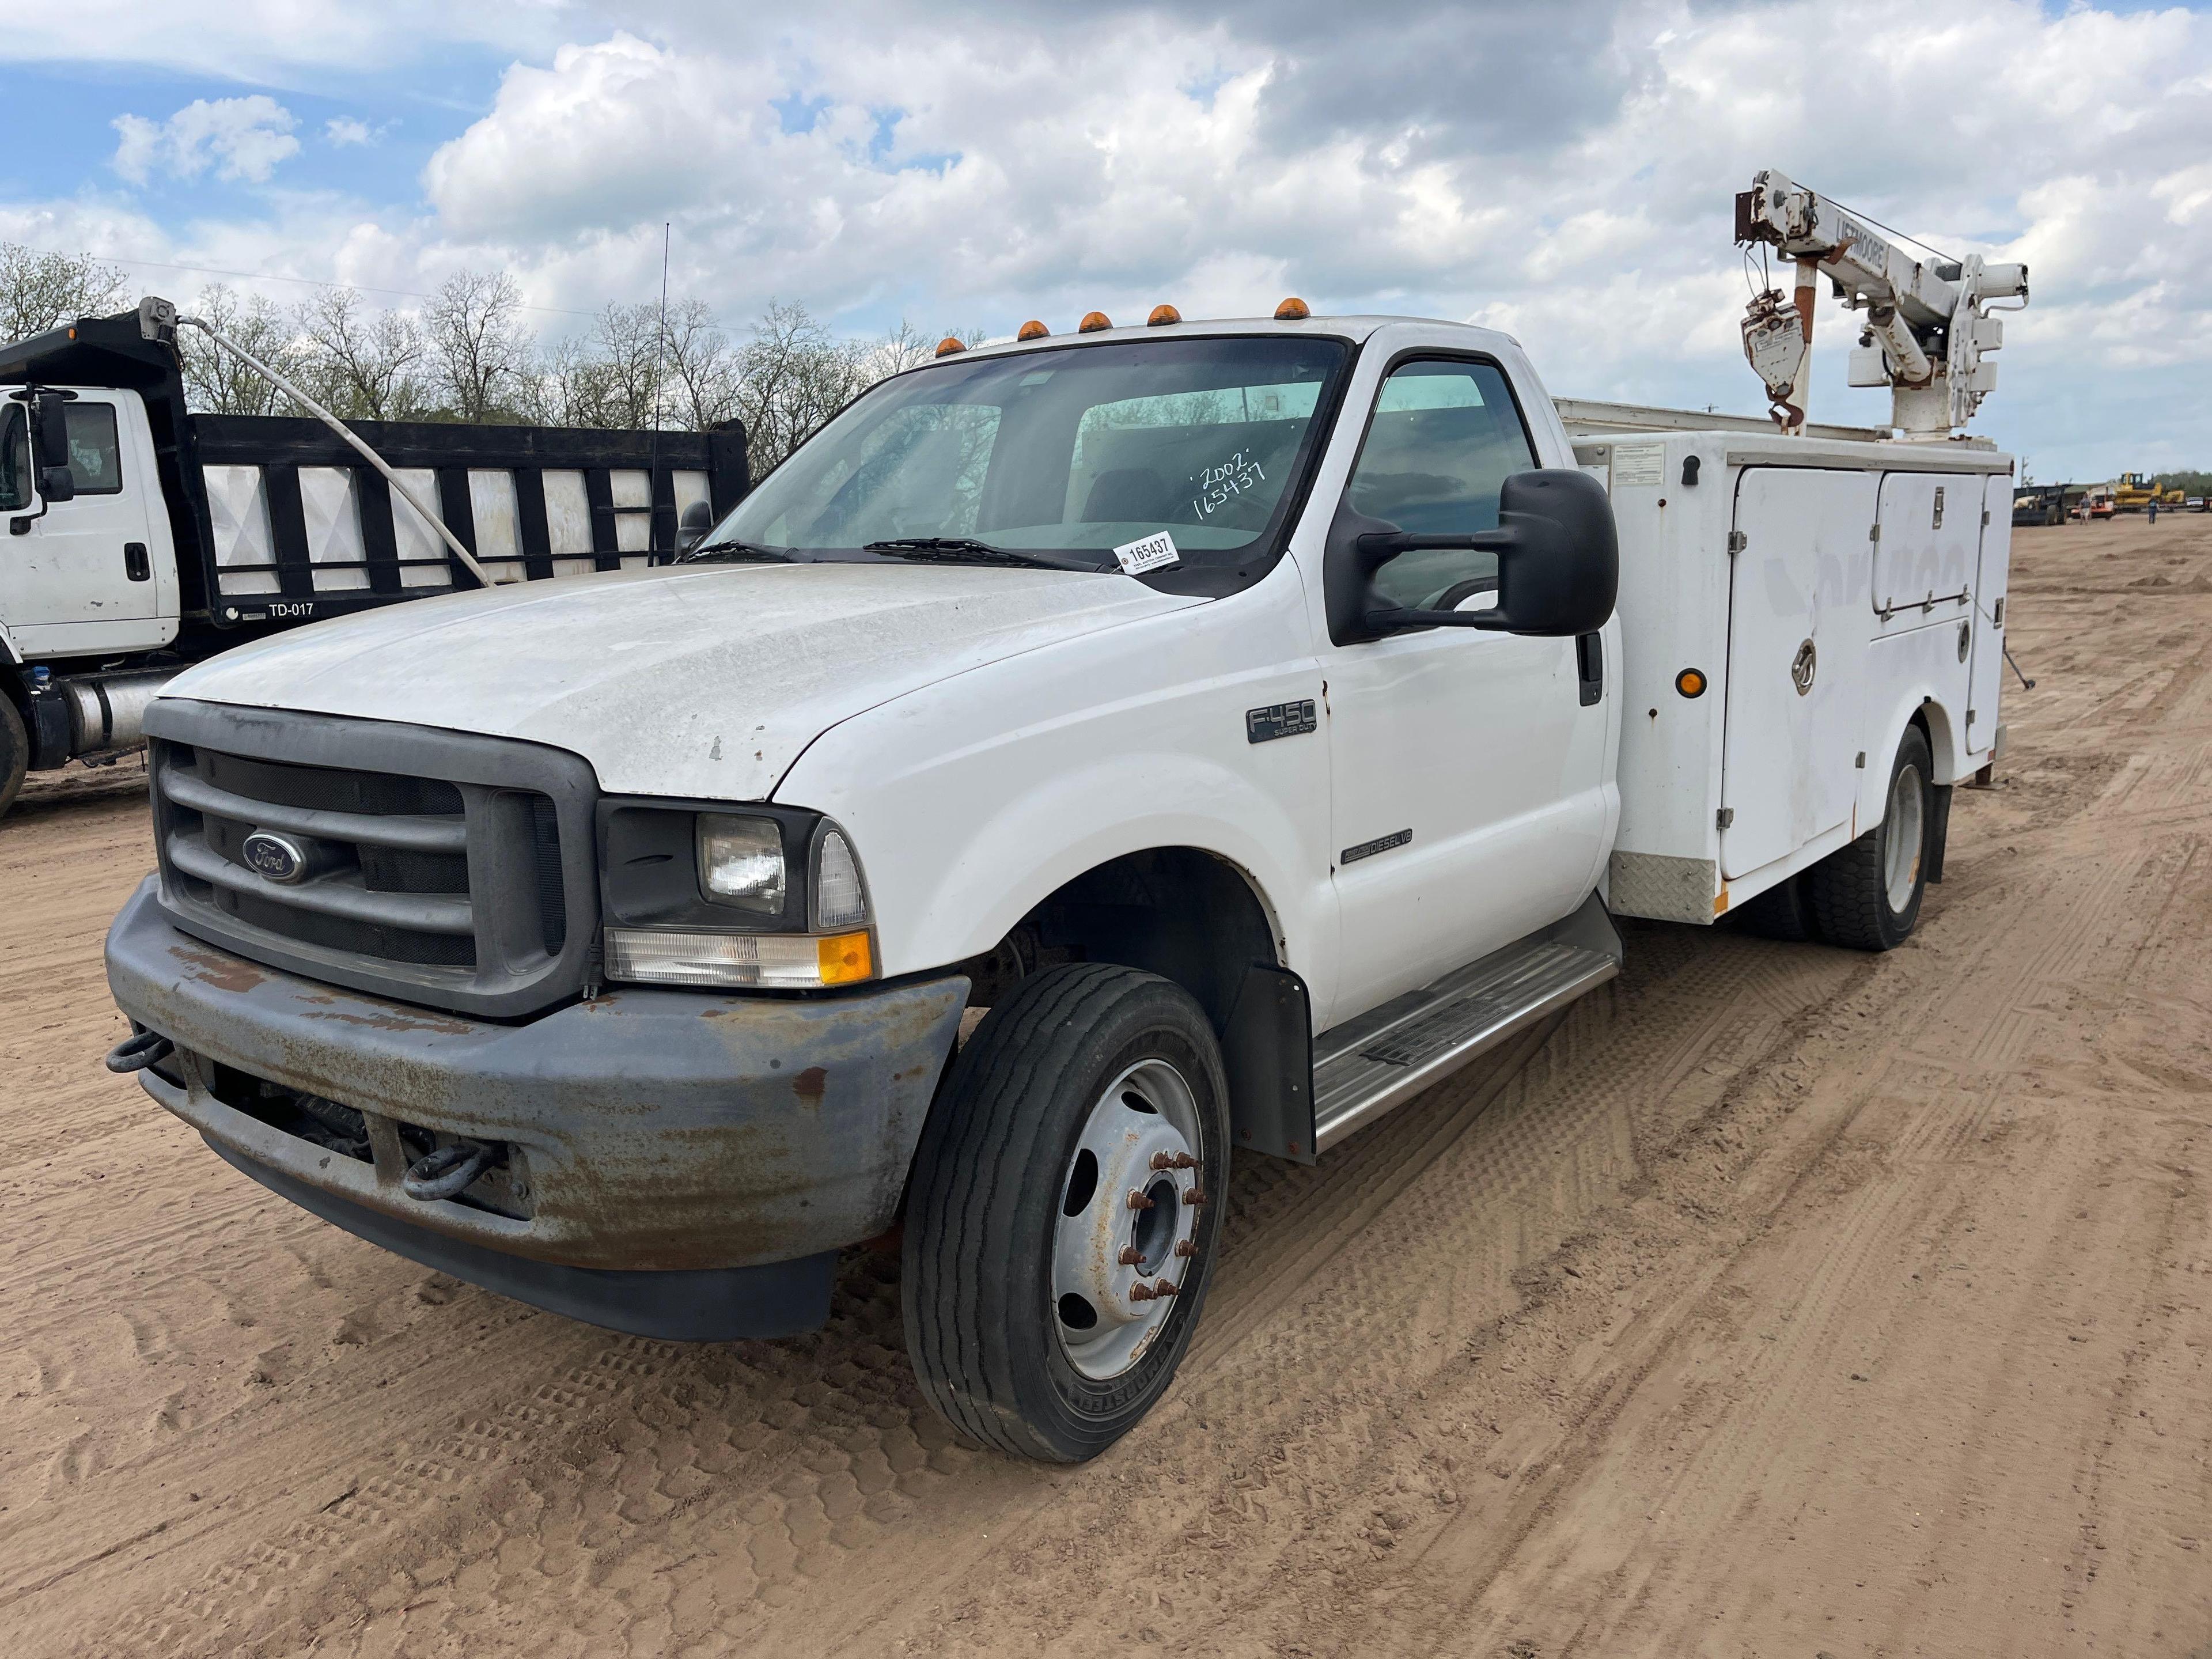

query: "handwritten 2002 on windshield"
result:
(1191, 450), (1267, 520)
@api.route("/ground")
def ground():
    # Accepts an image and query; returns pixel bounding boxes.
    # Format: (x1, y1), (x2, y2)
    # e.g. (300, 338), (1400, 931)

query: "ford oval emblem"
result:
(242, 831), (307, 884)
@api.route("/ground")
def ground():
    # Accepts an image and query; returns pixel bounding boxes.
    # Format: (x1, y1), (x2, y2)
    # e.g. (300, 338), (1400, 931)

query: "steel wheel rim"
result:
(1050, 1057), (1204, 1381)
(1884, 761), (1926, 912)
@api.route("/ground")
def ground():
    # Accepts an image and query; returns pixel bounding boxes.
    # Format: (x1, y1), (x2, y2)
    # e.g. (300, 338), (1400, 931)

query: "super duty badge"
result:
(1246, 699), (1318, 744)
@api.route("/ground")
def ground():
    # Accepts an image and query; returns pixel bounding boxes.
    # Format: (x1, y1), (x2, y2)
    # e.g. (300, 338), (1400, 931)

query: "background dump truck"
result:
(103, 172), (2027, 1462)
(1, 303), (747, 817)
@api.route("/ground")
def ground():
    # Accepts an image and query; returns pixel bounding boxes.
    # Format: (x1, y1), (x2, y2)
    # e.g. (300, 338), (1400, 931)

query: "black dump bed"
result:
(0, 308), (747, 650)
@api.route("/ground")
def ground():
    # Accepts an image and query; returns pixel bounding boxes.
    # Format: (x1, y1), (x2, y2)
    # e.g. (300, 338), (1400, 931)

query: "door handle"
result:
(1575, 631), (1603, 706)
(124, 541), (150, 581)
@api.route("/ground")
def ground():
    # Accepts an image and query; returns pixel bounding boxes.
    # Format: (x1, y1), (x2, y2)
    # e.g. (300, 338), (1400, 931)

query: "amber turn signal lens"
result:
(1017, 319), (1049, 340)
(816, 931), (873, 985)
(1078, 310), (1112, 332)
(1147, 304), (1181, 326)
(1675, 668), (1707, 698)
(934, 336), (967, 357)
(1274, 296), (1310, 320)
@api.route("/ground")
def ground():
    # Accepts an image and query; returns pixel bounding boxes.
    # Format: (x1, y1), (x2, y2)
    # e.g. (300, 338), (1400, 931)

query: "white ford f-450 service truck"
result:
(104, 301), (2017, 1461)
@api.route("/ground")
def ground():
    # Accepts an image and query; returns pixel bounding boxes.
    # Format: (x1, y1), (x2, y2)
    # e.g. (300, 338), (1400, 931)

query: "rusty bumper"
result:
(105, 879), (967, 1335)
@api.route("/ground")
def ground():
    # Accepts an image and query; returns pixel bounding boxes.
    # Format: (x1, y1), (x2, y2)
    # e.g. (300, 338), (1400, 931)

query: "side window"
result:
(1347, 359), (1536, 612)
(0, 405), (26, 512)
(62, 403), (124, 496)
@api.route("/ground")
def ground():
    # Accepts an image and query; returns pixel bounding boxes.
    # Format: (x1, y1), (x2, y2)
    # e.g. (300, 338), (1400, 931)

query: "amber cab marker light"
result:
(1147, 304), (1182, 327)
(1017, 319), (1050, 341)
(1274, 296), (1310, 320)
(1078, 310), (1113, 333)
(934, 336), (967, 358)
(1675, 667), (1708, 699)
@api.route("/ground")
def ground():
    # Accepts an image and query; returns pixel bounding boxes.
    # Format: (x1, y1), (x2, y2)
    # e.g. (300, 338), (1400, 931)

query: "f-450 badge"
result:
(1245, 699), (1317, 744)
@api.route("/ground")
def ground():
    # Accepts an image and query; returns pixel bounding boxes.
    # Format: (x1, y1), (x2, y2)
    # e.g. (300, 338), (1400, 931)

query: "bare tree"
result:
(294, 287), (427, 422)
(426, 270), (533, 422)
(177, 283), (299, 416)
(731, 300), (876, 472)
(0, 243), (131, 342)
(662, 299), (740, 431)
(580, 301), (666, 429)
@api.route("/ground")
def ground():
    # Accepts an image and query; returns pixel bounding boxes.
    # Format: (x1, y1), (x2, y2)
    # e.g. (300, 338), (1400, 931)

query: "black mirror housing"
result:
(37, 464), (76, 504)
(1325, 468), (1618, 644)
(31, 390), (72, 471)
(676, 498), (715, 553)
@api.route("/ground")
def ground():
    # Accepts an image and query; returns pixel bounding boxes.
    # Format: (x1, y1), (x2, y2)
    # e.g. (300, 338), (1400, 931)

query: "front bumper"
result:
(106, 879), (967, 1336)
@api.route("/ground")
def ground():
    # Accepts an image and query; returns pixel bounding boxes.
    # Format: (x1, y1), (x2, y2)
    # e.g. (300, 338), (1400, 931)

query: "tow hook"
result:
(105, 1029), (175, 1073)
(403, 1141), (496, 1202)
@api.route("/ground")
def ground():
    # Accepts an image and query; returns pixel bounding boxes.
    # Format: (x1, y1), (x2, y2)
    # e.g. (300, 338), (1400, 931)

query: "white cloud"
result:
(112, 96), (301, 186)
(325, 117), (377, 147)
(12, 1), (2211, 474)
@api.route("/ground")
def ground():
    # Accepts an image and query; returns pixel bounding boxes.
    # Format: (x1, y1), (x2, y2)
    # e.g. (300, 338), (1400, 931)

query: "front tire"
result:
(1805, 725), (1933, 951)
(902, 963), (1230, 1463)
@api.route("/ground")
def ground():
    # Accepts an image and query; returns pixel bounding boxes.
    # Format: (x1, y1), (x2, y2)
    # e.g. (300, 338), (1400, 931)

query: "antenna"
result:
(647, 221), (672, 556)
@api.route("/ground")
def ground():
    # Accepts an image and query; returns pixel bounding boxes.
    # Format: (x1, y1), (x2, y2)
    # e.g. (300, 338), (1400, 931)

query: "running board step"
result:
(1310, 927), (1620, 1153)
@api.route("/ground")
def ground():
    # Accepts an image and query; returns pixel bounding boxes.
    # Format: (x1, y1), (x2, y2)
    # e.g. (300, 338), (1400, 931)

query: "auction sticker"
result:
(1111, 531), (1181, 574)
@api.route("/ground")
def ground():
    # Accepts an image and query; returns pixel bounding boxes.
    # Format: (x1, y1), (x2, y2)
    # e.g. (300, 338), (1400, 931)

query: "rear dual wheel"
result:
(0, 697), (28, 821)
(1803, 725), (1933, 951)
(902, 963), (1229, 1463)
(1733, 725), (1934, 952)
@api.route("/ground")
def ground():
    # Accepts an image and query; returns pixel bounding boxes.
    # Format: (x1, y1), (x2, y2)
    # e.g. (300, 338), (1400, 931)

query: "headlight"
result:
(599, 802), (876, 990)
(698, 813), (786, 914)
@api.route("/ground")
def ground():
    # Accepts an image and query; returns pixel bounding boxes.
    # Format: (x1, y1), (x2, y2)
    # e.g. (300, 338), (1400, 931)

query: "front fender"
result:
(774, 565), (1339, 1015)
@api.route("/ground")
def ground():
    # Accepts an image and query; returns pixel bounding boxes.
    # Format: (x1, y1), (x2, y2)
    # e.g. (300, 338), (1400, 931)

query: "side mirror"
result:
(29, 393), (75, 503)
(1324, 468), (1618, 645)
(676, 499), (715, 554)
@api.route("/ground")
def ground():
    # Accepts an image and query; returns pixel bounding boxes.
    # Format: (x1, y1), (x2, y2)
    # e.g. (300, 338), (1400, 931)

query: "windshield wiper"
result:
(677, 539), (800, 564)
(863, 537), (1110, 573)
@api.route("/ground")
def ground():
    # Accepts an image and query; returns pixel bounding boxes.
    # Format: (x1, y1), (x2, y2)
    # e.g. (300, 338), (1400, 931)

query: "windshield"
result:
(710, 334), (1348, 567)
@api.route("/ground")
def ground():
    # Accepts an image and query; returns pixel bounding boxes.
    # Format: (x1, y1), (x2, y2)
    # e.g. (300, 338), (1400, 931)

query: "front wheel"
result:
(1805, 725), (1933, 950)
(902, 963), (1230, 1463)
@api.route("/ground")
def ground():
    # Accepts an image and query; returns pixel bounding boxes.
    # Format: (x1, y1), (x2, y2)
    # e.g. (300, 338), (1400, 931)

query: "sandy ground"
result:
(2, 515), (2209, 1658)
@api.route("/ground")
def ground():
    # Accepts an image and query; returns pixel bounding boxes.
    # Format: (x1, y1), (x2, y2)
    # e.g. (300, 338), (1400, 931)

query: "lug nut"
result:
(1173, 1240), (1196, 1258)
(1118, 1245), (1143, 1266)
(1153, 1279), (1179, 1297)
(1172, 1152), (1198, 1169)
(1183, 1188), (1208, 1207)
(1126, 1189), (1154, 1211)
(1130, 1282), (1157, 1302)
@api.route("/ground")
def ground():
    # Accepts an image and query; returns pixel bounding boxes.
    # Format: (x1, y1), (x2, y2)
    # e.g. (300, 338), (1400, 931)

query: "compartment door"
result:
(1720, 468), (1878, 880)
(1872, 472), (1977, 634)
(1965, 473), (2013, 760)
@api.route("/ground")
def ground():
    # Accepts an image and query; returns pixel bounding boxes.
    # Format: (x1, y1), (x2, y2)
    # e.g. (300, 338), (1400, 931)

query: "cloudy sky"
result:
(2, 1), (2207, 479)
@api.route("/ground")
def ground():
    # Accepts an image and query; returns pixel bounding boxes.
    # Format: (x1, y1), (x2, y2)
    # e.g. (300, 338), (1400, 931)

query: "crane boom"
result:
(1734, 168), (2028, 441)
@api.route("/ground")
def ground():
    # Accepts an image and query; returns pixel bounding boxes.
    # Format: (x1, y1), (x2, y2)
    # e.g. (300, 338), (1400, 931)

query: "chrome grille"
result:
(145, 703), (599, 1019)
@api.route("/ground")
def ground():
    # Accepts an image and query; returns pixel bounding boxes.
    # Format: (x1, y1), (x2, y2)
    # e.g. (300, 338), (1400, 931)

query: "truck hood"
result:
(164, 563), (1202, 800)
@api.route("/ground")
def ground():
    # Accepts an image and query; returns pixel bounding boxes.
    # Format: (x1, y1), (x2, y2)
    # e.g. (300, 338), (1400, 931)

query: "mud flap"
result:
(1223, 962), (1316, 1166)
(1927, 782), (1953, 884)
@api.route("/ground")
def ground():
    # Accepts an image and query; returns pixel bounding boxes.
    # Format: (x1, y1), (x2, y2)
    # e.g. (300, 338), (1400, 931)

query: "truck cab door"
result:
(3, 393), (166, 657)
(1317, 355), (1611, 1025)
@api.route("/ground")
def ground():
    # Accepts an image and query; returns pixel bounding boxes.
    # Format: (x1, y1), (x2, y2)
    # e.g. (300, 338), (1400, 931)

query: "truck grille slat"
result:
(167, 832), (476, 933)
(146, 715), (597, 1019)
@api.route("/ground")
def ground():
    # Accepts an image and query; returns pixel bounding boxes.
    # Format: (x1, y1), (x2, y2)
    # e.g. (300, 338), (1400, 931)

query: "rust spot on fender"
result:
(792, 1066), (827, 1105)
(172, 946), (266, 994)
